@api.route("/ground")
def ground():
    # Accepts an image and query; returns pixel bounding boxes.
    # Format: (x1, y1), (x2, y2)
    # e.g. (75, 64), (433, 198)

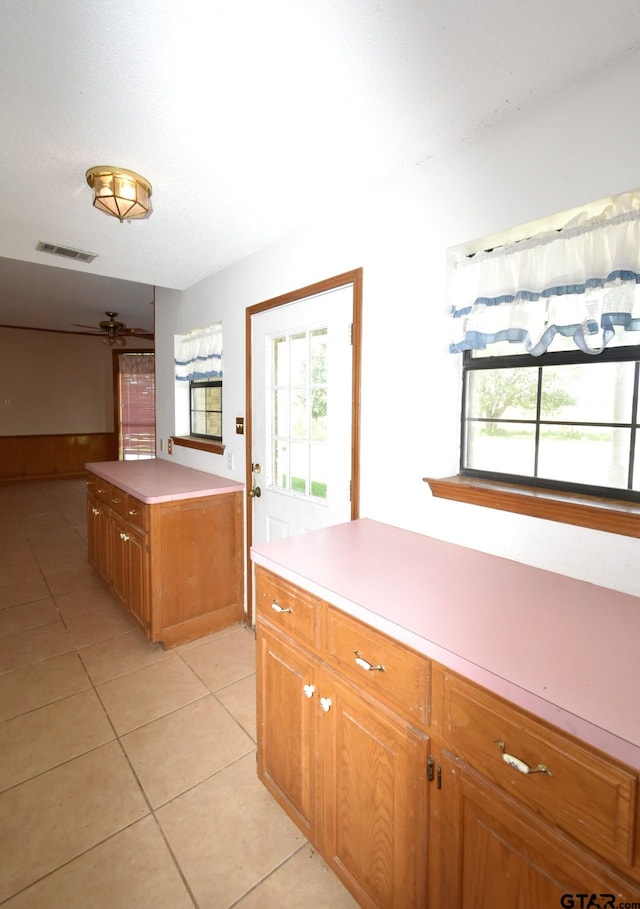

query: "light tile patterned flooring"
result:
(0, 478), (358, 908)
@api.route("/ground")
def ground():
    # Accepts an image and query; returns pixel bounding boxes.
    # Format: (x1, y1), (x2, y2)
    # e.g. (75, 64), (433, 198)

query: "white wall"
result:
(155, 51), (640, 597)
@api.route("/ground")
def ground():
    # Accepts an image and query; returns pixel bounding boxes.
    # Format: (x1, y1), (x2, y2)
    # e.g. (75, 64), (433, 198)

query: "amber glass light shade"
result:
(86, 166), (152, 221)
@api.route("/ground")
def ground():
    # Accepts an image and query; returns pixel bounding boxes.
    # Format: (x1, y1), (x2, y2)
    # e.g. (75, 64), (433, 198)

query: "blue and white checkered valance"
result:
(175, 322), (222, 381)
(450, 193), (640, 356)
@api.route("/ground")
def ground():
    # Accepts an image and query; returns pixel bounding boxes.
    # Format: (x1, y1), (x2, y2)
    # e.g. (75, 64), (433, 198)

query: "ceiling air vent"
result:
(36, 241), (97, 263)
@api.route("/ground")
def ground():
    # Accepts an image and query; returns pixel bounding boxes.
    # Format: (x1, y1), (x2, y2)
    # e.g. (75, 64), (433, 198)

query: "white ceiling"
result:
(2, 0), (640, 336)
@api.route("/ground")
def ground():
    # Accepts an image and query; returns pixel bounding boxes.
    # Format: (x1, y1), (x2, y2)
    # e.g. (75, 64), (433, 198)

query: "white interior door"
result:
(251, 285), (353, 546)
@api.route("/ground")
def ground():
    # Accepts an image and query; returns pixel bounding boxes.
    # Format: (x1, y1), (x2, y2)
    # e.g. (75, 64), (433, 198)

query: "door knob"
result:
(248, 485), (261, 498)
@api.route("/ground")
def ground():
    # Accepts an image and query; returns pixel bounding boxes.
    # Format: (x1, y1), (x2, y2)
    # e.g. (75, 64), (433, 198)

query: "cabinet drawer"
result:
(92, 477), (112, 505)
(441, 671), (637, 868)
(125, 496), (149, 531)
(324, 606), (430, 727)
(255, 567), (320, 647)
(108, 487), (128, 518)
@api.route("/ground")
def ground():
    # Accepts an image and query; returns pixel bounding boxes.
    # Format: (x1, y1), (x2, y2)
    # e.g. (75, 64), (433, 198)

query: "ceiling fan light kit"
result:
(85, 166), (152, 222)
(72, 311), (152, 345)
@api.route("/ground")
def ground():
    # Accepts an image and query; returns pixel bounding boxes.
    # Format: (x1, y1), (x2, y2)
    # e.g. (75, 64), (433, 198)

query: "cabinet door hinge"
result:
(145, 543), (150, 553)
(427, 755), (435, 782)
(348, 322), (353, 345)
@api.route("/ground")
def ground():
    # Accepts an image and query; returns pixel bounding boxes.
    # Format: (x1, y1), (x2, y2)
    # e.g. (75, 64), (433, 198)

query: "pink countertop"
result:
(251, 518), (640, 769)
(86, 459), (244, 503)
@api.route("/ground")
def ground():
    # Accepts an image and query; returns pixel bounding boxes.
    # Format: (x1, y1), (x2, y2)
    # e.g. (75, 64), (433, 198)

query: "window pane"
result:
(206, 412), (222, 437)
(310, 444), (327, 499)
(538, 425), (630, 489)
(193, 412), (207, 435)
(192, 387), (206, 409)
(205, 386), (222, 409)
(465, 421), (536, 474)
(466, 367), (539, 421)
(540, 362), (634, 423)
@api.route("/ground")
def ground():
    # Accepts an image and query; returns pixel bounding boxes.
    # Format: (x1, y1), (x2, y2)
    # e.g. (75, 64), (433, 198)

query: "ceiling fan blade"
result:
(72, 322), (103, 330)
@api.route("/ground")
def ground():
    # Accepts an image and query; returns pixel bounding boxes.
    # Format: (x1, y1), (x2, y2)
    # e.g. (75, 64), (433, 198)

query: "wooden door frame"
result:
(245, 268), (363, 624)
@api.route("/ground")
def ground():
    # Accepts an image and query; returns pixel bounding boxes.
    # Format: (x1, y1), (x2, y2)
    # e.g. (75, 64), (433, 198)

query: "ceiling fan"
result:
(72, 311), (154, 346)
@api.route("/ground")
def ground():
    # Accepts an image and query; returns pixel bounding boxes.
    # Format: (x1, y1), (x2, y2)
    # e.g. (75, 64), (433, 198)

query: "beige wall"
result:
(0, 327), (150, 436)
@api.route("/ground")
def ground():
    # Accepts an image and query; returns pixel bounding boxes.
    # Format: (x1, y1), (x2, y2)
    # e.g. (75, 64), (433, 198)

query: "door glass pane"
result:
(289, 441), (308, 494)
(291, 390), (307, 439)
(311, 388), (327, 441)
(273, 336), (288, 385)
(310, 328), (327, 383)
(274, 389), (289, 437)
(273, 441), (289, 489)
(310, 443), (328, 499)
(290, 332), (307, 385)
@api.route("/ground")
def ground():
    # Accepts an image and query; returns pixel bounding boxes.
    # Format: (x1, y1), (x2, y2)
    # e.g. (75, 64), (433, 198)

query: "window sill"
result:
(171, 436), (225, 456)
(423, 475), (640, 539)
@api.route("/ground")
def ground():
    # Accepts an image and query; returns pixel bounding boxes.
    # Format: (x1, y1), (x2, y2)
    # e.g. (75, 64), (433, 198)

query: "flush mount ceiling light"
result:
(85, 166), (152, 222)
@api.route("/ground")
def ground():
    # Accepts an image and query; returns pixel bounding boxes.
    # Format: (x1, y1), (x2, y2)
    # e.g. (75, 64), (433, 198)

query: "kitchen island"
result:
(86, 459), (244, 647)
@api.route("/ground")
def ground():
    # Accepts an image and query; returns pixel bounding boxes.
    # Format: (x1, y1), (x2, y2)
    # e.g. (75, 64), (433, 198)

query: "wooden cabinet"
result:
(255, 562), (640, 909)
(430, 752), (636, 909)
(86, 469), (243, 647)
(428, 665), (640, 908)
(255, 565), (430, 909)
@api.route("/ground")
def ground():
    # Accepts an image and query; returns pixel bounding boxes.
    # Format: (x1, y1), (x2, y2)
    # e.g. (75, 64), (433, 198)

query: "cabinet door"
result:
(321, 669), (429, 909)
(111, 514), (150, 631)
(87, 495), (110, 583)
(433, 751), (636, 909)
(256, 627), (320, 846)
(110, 515), (127, 605)
(125, 524), (149, 632)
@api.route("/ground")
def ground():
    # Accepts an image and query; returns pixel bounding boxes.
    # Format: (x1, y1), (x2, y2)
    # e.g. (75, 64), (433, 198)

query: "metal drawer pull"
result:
(128, 508), (139, 516)
(91, 507), (100, 516)
(120, 532), (130, 542)
(112, 496), (122, 504)
(271, 600), (293, 614)
(354, 650), (385, 672)
(320, 697), (332, 713)
(303, 684), (315, 699)
(494, 739), (552, 776)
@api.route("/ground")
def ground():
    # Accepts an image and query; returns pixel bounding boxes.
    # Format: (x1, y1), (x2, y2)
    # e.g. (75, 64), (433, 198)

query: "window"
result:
(189, 378), (222, 441)
(450, 192), (640, 503)
(116, 352), (155, 460)
(174, 322), (224, 453)
(462, 334), (640, 500)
